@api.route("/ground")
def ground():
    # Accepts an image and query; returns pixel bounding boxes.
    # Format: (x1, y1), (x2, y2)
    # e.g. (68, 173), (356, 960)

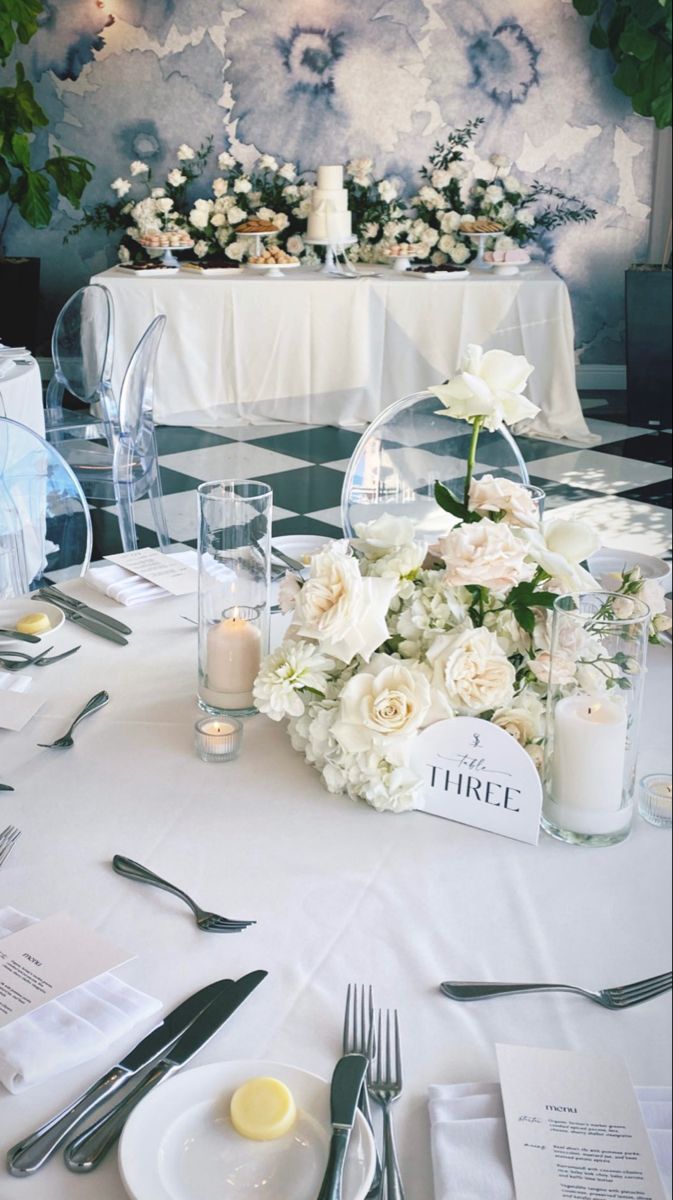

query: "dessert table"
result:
(0, 360), (45, 439)
(0, 581), (670, 1199)
(91, 265), (596, 445)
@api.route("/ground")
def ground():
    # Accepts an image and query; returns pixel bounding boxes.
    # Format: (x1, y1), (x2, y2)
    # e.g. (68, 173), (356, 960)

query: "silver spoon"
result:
(38, 691), (110, 750)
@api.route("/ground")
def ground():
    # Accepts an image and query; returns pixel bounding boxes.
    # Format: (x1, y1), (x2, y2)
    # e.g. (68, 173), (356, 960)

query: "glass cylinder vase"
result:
(197, 481), (272, 717)
(542, 592), (651, 847)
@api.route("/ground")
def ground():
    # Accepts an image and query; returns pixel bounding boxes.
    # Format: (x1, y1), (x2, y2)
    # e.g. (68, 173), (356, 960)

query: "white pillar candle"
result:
(206, 614), (261, 711)
(550, 695), (628, 835)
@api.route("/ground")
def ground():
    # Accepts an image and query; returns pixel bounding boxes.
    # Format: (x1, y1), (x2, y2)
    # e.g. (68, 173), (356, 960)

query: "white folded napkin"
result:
(85, 561), (170, 606)
(0, 908), (162, 1093)
(429, 1082), (672, 1199)
(0, 675), (32, 693)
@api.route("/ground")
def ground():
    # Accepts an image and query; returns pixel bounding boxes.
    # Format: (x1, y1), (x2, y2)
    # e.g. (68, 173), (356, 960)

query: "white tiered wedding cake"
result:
(307, 166), (353, 243)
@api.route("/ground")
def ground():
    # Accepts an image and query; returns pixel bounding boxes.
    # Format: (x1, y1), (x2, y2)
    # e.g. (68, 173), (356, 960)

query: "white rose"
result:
(347, 158), (374, 186)
(432, 168), (453, 190)
(272, 212), (290, 232)
(156, 198), (174, 214)
(258, 154), (279, 172)
(212, 177), (228, 197)
(491, 154), (510, 169)
(449, 243), (471, 265)
(189, 207), (210, 230)
(499, 202), (515, 224)
(518, 209), (535, 228)
(484, 607), (531, 657)
(293, 542), (397, 664)
(469, 474), (540, 528)
(420, 226), (440, 247)
(492, 690), (545, 744)
(130, 160), (149, 176)
(333, 657), (432, 755)
(111, 178), (131, 198)
(151, 188), (166, 198)
(527, 743), (545, 773)
(210, 213), (226, 227)
(529, 650), (577, 687)
(449, 162), (469, 180)
(439, 234), (457, 254)
(225, 240), (246, 261)
(363, 222), (380, 240)
(430, 344), (539, 431)
(218, 151), (236, 170)
(378, 180), (399, 204)
(284, 235), (303, 257)
(193, 240), (210, 259)
(461, 213), (476, 225)
(427, 626), (516, 716)
(485, 184), (504, 204)
(418, 186), (443, 209)
(117, 244), (131, 264)
(639, 579), (669, 620)
(167, 169), (186, 188)
(283, 184), (300, 202)
(436, 521), (535, 594)
(228, 206), (246, 224)
(279, 162), (297, 181)
(440, 211), (462, 233)
(353, 515), (419, 558)
(177, 143), (196, 161)
(295, 199), (312, 219)
(504, 175), (523, 193)
(234, 177), (252, 194)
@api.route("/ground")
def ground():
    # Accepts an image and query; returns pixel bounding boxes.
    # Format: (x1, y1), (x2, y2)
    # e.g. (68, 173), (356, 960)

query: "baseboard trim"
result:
(576, 364), (627, 391)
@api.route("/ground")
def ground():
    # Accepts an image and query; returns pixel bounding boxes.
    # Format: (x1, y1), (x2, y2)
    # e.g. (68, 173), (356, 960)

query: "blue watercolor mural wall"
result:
(3, 0), (655, 362)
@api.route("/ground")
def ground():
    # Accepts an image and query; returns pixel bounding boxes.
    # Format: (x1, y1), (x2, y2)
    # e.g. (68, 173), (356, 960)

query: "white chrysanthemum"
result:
(254, 642), (335, 721)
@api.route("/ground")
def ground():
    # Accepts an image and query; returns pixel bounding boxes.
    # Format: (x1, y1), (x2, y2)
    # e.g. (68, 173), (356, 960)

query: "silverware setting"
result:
(0, 628), (41, 644)
(0, 645), (81, 673)
(344, 985), (382, 1197)
(38, 690), (110, 750)
(0, 824), (21, 867)
(271, 546), (305, 574)
(7, 972), (268, 1176)
(112, 855), (256, 933)
(33, 594), (129, 646)
(317, 1054), (369, 1200)
(369, 1009), (406, 1200)
(440, 972), (673, 1010)
(36, 586), (133, 637)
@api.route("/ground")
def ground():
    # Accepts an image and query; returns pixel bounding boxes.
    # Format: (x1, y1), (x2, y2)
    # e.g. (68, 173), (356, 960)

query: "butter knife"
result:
(34, 598), (128, 645)
(7, 978), (237, 1176)
(64, 970), (268, 1171)
(0, 784), (14, 792)
(36, 588), (133, 636)
(317, 1054), (369, 1200)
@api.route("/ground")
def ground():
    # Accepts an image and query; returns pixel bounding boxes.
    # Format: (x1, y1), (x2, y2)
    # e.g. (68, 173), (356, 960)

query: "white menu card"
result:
(105, 549), (198, 595)
(0, 914), (131, 1030)
(498, 1044), (667, 1200)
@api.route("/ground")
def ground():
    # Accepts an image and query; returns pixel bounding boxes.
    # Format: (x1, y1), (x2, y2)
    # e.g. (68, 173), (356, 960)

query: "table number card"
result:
(498, 1044), (667, 1200)
(410, 717), (542, 845)
(0, 914), (132, 1030)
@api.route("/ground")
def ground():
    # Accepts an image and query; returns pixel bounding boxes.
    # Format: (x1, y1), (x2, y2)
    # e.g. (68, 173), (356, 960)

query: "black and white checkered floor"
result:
(89, 392), (673, 561)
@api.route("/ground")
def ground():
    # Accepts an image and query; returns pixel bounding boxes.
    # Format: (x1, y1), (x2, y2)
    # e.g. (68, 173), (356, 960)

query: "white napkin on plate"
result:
(0, 908), (162, 1093)
(85, 561), (170, 606)
(429, 1082), (672, 1199)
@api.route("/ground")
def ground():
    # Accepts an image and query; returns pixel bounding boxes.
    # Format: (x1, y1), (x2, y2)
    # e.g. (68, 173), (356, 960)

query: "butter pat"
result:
(230, 1077), (297, 1142)
(16, 612), (51, 635)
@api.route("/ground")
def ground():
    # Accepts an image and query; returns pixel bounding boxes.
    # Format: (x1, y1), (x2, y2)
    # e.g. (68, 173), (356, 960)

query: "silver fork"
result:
(0, 645), (81, 672)
(368, 1010), (406, 1200)
(440, 972), (673, 1010)
(0, 825), (21, 867)
(38, 691), (109, 749)
(112, 855), (255, 933)
(343, 986), (382, 1198)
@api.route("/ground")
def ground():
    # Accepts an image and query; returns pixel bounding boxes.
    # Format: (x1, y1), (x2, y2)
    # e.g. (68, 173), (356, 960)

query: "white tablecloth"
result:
(0, 582), (670, 1198)
(92, 266), (596, 444)
(0, 361), (45, 438)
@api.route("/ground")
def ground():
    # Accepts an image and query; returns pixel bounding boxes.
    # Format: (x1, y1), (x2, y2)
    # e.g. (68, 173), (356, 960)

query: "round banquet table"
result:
(0, 582), (670, 1199)
(0, 360), (45, 438)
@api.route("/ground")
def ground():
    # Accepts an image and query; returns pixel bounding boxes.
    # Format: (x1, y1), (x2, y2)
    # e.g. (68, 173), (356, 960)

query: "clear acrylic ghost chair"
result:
(0, 417), (93, 598)
(341, 390), (530, 542)
(56, 314), (170, 553)
(45, 284), (116, 444)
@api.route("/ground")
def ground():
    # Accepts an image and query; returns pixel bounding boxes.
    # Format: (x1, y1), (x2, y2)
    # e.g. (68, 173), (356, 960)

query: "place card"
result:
(0, 690), (44, 733)
(0, 913), (132, 1030)
(410, 717), (543, 845)
(105, 549), (198, 596)
(497, 1044), (667, 1200)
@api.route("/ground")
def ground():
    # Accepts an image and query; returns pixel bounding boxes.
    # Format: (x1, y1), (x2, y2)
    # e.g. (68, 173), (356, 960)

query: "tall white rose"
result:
(189, 207), (210, 230)
(293, 542), (397, 664)
(430, 345), (540, 431)
(436, 521), (534, 594)
(333, 657), (432, 756)
(519, 522), (601, 593)
(427, 626), (516, 716)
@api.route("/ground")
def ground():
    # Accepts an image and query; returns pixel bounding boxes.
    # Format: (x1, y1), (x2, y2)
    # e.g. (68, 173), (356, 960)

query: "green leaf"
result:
(44, 154), (94, 206)
(573, 0), (599, 15)
(619, 21), (657, 60)
(613, 55), (642, 96)
(513, 606), (536, 635)
(652, 88), (673, 127)
(10, 133), (31, 170)
(0, 155), (10, 195)
(434, 481), (467, 522)
(15, 169), (51, 228)
(590, 20), (609, 47)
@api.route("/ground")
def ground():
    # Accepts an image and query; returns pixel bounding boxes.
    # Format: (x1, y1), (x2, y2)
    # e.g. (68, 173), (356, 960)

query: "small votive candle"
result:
(195, 717), (243, 763)
(639, 773), (673, 829)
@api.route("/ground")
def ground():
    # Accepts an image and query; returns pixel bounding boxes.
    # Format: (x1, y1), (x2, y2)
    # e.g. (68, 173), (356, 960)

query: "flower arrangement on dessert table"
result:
(254, 346), (671, 815)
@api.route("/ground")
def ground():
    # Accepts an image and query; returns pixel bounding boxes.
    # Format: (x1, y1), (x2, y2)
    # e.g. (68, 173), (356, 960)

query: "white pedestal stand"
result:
(462, 232), (495, 271)
(305, 236), (359, 275)
(145, 243), (194, 268)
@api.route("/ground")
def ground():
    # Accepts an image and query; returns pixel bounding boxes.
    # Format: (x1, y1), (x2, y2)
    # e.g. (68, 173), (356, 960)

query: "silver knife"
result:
(0, 783), (14, 792)
(7, 979), (237, 1176)
(37, 587), (133, 637)
(317, 1054), (369, 1200)
(33, 597), (128, 645)
(64, 969), (268, 1172)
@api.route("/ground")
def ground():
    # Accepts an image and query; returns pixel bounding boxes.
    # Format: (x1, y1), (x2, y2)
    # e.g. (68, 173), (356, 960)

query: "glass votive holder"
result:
(639, 773), (672, 829)
(195, 716), (243, 763)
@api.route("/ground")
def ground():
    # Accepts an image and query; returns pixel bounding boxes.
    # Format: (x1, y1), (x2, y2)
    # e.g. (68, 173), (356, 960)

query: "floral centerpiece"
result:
(254, 347), (670, 814)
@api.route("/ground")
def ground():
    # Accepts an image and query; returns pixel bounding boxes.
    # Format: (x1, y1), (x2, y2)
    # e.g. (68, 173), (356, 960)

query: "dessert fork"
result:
(38, 691), (109, 749)
(343, 986), (381, 1197)
(0, 825), (21, 867)
(440, 972), (673, 1010)
(112, 856), (255, 933)
(368, 1010), (406, 1200)
(0, 645), (81, 672)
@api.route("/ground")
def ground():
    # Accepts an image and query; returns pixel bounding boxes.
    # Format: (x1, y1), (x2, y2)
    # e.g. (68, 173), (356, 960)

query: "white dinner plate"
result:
(181, 266), (244, 277)
(589, 547), (671, 592)
(0, 600), (65, 642)
(272, 535), (331, 567)
(118, 1060), (376, 1200)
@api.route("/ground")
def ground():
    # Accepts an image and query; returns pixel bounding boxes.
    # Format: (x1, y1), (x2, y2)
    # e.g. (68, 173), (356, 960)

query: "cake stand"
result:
(247, 262), (300, 280)
(305, 236), (358, 275)
(142, 241), (194, 269)
(238, 230), (275, 258)
(459, 231), (499, 271)
(385, 251), (417, 273)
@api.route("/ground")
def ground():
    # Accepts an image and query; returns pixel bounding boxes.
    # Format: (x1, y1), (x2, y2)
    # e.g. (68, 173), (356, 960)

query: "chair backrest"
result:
(341, 390), (530, 542)
(51, 284), (114, 405)
(119, 314), (166, 440)
(0, 417), (93, 596)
